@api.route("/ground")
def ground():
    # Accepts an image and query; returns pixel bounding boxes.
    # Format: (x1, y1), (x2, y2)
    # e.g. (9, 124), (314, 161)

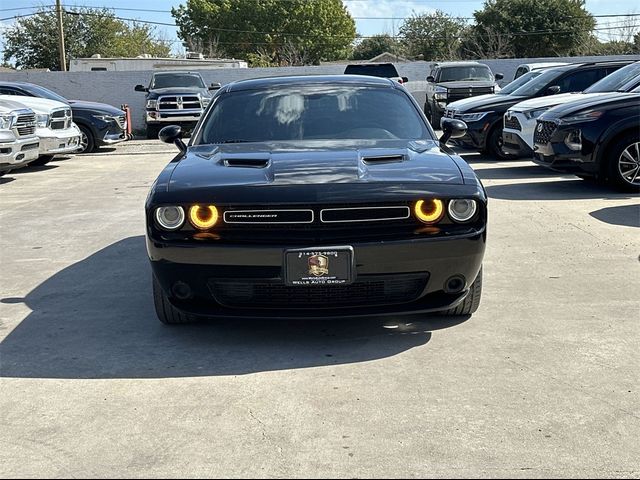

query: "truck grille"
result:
(534, 120), (557, 145)
(158, 95), (201, 111)
(447, 86), (494, 103)
(210, 274), (429, 309)
(50, 108), (72, 130)
(14, 113), (36, 136)
(504, 114), (522, 131)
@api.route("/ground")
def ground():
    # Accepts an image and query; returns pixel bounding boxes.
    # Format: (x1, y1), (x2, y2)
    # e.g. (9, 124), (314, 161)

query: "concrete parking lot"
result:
(1, 140), (638, 478)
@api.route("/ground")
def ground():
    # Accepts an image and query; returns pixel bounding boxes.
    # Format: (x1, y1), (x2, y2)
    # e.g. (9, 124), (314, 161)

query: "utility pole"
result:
(55, 0), (67, 71)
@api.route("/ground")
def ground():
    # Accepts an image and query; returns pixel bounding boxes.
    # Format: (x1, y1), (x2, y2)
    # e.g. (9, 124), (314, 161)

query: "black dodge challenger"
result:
(146, 75), (487, 324)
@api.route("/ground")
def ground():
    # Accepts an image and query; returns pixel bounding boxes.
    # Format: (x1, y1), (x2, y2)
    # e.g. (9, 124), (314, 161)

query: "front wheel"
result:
(606, 133), (640, 192)
(77, 124), (95, 154)
(439, 267), (483, 316)
(152, 276), (200, 325)
(30, 155), (54, 166)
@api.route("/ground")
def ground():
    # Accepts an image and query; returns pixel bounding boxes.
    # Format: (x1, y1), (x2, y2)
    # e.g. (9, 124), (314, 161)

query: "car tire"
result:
(152, 275), (199, 325)
(78, 124), (95, 154)
(440, 267), (482, 316)
(30, 155), (54, 166)
(487, 126), (515, 160)
(146, 125), (160, 140)
(605, 133), (640, 192)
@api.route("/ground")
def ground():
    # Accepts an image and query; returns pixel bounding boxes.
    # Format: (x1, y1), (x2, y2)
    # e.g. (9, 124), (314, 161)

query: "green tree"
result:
(471, 0), (596, 58)
(351, 34), (406, 60)
(172, 0), (356, 66)
(399, 11), (467, 61)
(3, 8), (171, 70)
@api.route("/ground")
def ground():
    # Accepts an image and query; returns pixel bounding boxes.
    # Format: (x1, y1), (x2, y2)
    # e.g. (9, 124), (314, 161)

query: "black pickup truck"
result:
(424, 62), (503, 128)
(135, 71), (221, 139)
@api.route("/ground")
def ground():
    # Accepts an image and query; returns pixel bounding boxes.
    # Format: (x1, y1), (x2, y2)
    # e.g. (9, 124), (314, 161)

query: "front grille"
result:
(210, 275), (429, 309)
(114, 115), (126, 130)
(158, 95), (201, 111)
(50, 108), (72, 130)
(447, 87), (494, 102)
(534, 120), (557, 145)
(14, 113), (36, 136)
(504, 115), (522, 131)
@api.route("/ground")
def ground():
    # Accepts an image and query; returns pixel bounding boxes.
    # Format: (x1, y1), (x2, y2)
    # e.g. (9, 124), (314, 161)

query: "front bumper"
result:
(38, 125), (82, 156)
(147, 232), (486, 318)
(0, 133), (40, 172)
(502, 129), (533, 157)
(450, 120), (489, 150)
(146, 109), (203, 124)
(533, 126), (597, 175)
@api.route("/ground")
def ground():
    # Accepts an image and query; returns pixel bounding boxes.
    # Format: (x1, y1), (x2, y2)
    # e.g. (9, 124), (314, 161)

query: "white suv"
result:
(503, 61), (640, 157)
(0, 99), (40, 176)
(0, 95), (81, 166)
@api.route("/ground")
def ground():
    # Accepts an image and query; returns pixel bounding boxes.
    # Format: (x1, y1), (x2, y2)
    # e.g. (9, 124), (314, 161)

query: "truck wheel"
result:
(146, 125), (160, 140)
(78, 125), (95, 154)
(439, 267), (482, 316)
(152, 275), (199, 325)
(606, 133), (640, 192)
(30, 155), (54, 166)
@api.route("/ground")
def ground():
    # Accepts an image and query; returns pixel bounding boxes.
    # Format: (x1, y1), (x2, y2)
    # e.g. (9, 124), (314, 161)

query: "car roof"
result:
(433, 62), (488, 68)
(152, 71), (203, 76)
(549, 60), (635, 73)
(225, 75), (397, 92)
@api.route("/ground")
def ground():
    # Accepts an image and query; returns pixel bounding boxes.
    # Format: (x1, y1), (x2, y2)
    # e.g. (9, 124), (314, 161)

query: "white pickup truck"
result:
(0, 95), (81, 166)
(0, 99), (40, 176)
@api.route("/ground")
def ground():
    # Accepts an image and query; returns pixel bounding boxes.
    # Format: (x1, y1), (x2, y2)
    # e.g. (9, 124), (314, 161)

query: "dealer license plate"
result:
(284, 247), (354, 286)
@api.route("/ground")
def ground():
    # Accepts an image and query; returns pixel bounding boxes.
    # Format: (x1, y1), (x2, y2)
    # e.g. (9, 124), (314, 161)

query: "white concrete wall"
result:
(2, 54), (637, 132)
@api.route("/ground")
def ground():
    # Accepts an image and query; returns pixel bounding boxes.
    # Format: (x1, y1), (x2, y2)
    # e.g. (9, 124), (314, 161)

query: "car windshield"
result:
(198, 85), (430, 144)
(439, 66), (493, 82)
(152, 74), (205, 89)
(508, 68), (565, 96)
(344, 64), (399, 78)
(23, 84), (68, 103)
(585, 62), (640, 93)
(498, 71), (544, 95)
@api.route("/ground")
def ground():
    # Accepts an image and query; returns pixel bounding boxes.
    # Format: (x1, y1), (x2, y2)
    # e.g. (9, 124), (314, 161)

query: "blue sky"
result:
(2, 0), (639, 59)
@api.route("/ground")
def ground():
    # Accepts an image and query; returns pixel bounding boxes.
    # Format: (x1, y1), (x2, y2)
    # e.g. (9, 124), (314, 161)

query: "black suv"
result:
(135, 71), (221, 139)
(344, 63), (408, 84)
(443, 60), (632, 159)
(424, 62), (503, 129)
(0, 81), (127, 153)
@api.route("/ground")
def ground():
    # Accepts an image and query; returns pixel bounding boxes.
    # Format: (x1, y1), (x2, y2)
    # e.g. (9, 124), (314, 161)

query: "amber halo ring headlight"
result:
(448, 199), (477, 222)
(414, 199), (444, 224)
(155, 206), (185, 231)
(188, 205), (219, 230)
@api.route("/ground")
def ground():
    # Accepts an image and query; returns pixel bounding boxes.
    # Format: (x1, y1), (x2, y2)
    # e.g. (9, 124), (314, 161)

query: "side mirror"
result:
(426, 76), (435, 83)
(209, 82), (222, 90)
(135, 84), (147, 92)
(159, 125), (187, 153)
(546, 85), (561, 95)
(439, 118), (467, 145)
(401, 77), (409, 84)
(494, 73), (504, 81)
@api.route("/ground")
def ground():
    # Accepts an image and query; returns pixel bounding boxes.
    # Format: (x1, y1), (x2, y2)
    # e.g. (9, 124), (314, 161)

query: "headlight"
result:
(459, 111), (491, 122)
(448, 199), (477, 223)
(434, 86), (448, 101)
(564, 129), (582, 151)
(92, 114), (113, 122)
(0, 114), (14, 129)
(146, 99), (158, 110)
(201, 97), (211, 107)
(36, 114), (50, 128)
(188, 205), (219, 230)
(558, 110), (603, 125)
(524, 108), (548, 120)
(155, 206), (185, 231)
(414, 199), (444, 224)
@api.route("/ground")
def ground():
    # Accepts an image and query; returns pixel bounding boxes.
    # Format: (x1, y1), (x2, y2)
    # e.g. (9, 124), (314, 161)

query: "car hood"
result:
(509, 92), (611, 112)
(541, 92), (640, 119)
(147, 87), (210, 98)
(168, 139), (465, 192)
(0, 95), (68, 114)
(447, 94), (526, 112)
(67, 100), (123, 115)
(0, 98), (35, 113)
(439, 80), (496, 89)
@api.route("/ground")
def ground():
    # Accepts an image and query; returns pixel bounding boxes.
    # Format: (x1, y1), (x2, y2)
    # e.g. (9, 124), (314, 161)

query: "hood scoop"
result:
(361, 154), (406, 164)
(223, 157), (270, 168)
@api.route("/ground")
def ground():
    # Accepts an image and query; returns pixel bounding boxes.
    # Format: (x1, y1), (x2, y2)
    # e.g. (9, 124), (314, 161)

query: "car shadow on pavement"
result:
(0, 236), (468, 379)
(590, 204), (640, 228)
(485, 179), (634, 201)
(12, 164), (60, 174)
(0, 176), (16, 185)
(472, 165), (573, 180)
